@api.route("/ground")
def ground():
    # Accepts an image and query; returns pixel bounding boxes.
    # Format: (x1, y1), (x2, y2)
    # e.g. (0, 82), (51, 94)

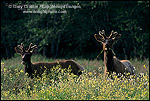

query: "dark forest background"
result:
(1, 1), (149, 60)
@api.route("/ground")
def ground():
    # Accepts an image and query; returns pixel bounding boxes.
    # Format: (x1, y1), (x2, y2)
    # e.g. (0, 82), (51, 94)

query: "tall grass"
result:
(1, 55), (149, 100)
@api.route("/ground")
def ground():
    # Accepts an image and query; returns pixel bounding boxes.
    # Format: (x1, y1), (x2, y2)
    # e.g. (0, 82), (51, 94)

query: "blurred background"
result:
(1, 1), (149, 60)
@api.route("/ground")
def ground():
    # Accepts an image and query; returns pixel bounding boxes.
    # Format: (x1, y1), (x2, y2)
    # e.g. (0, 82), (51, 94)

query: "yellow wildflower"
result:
(20, 69), (24, 73)
(144, 65), (146, 68)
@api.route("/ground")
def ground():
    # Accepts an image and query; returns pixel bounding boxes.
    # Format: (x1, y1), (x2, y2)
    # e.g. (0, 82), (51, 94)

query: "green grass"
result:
(1, 55), (149, 100)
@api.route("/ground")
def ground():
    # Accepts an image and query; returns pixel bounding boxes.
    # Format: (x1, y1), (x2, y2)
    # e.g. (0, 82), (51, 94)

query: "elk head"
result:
(94, 30), (121, 51)
(15, 43), (37, 64)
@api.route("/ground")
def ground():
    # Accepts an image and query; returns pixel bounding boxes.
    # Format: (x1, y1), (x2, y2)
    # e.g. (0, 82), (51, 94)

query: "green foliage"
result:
(1, 1), (149, 59)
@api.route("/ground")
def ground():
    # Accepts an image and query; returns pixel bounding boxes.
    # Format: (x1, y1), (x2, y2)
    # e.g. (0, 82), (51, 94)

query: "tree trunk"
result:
(123, 48), (127, 60)
(55, 32), (60, 58)
(50, 14), (57, 58)
(43, 46), (46, 57)
(51, 39), (56, 58)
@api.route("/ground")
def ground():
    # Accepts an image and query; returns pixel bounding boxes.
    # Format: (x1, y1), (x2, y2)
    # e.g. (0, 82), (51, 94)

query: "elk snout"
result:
(103, 40), (113, 51)
(22, 55), (26, 61)
(103, 43), (109, 51)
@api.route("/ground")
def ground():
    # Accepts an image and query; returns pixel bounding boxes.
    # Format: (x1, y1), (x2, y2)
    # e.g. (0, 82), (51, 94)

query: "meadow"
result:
(1, 55), (149, 100)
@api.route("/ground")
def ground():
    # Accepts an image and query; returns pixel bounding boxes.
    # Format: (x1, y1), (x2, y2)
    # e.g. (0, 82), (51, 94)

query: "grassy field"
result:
(1, 55), (149, 100)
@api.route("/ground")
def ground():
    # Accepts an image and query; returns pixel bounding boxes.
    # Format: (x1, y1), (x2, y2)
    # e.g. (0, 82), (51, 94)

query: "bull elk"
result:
(15, 43), (84, 78)
(94, 30), (135, 77)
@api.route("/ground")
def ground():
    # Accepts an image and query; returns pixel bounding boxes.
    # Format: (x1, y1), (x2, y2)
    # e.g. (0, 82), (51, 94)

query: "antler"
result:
(17, 43), (25, 52)
(109, 30), (119, 39)
(27, 43), (32, 52)
(99, 30), (107, 39)
(27, 43), (37, 53)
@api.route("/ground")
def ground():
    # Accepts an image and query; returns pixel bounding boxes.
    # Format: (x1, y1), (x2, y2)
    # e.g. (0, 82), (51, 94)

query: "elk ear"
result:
(30, 45), (38, 53)
(94, 34), (104, 43)
(112, 34), (121, 41)
(15, 47), (23, 55)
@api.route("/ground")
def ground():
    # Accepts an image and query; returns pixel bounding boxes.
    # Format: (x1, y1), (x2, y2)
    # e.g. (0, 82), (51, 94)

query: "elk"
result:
(15, 43), (84, 79)
(94, 30), (135, 77)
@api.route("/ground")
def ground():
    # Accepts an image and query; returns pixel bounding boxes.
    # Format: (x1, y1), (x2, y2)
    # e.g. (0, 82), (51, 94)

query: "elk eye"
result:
(21, 53), (24, 56)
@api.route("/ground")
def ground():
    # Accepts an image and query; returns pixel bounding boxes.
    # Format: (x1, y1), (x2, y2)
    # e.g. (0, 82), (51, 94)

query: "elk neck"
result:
(23, 61), (33, 77)
(104, 48), (114, 72)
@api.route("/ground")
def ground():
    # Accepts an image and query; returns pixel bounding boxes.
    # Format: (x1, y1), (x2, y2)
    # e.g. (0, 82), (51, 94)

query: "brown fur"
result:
(94, 30), (135, 77)
(25, 60), (84, 78)
(15, 43), (84, 78)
